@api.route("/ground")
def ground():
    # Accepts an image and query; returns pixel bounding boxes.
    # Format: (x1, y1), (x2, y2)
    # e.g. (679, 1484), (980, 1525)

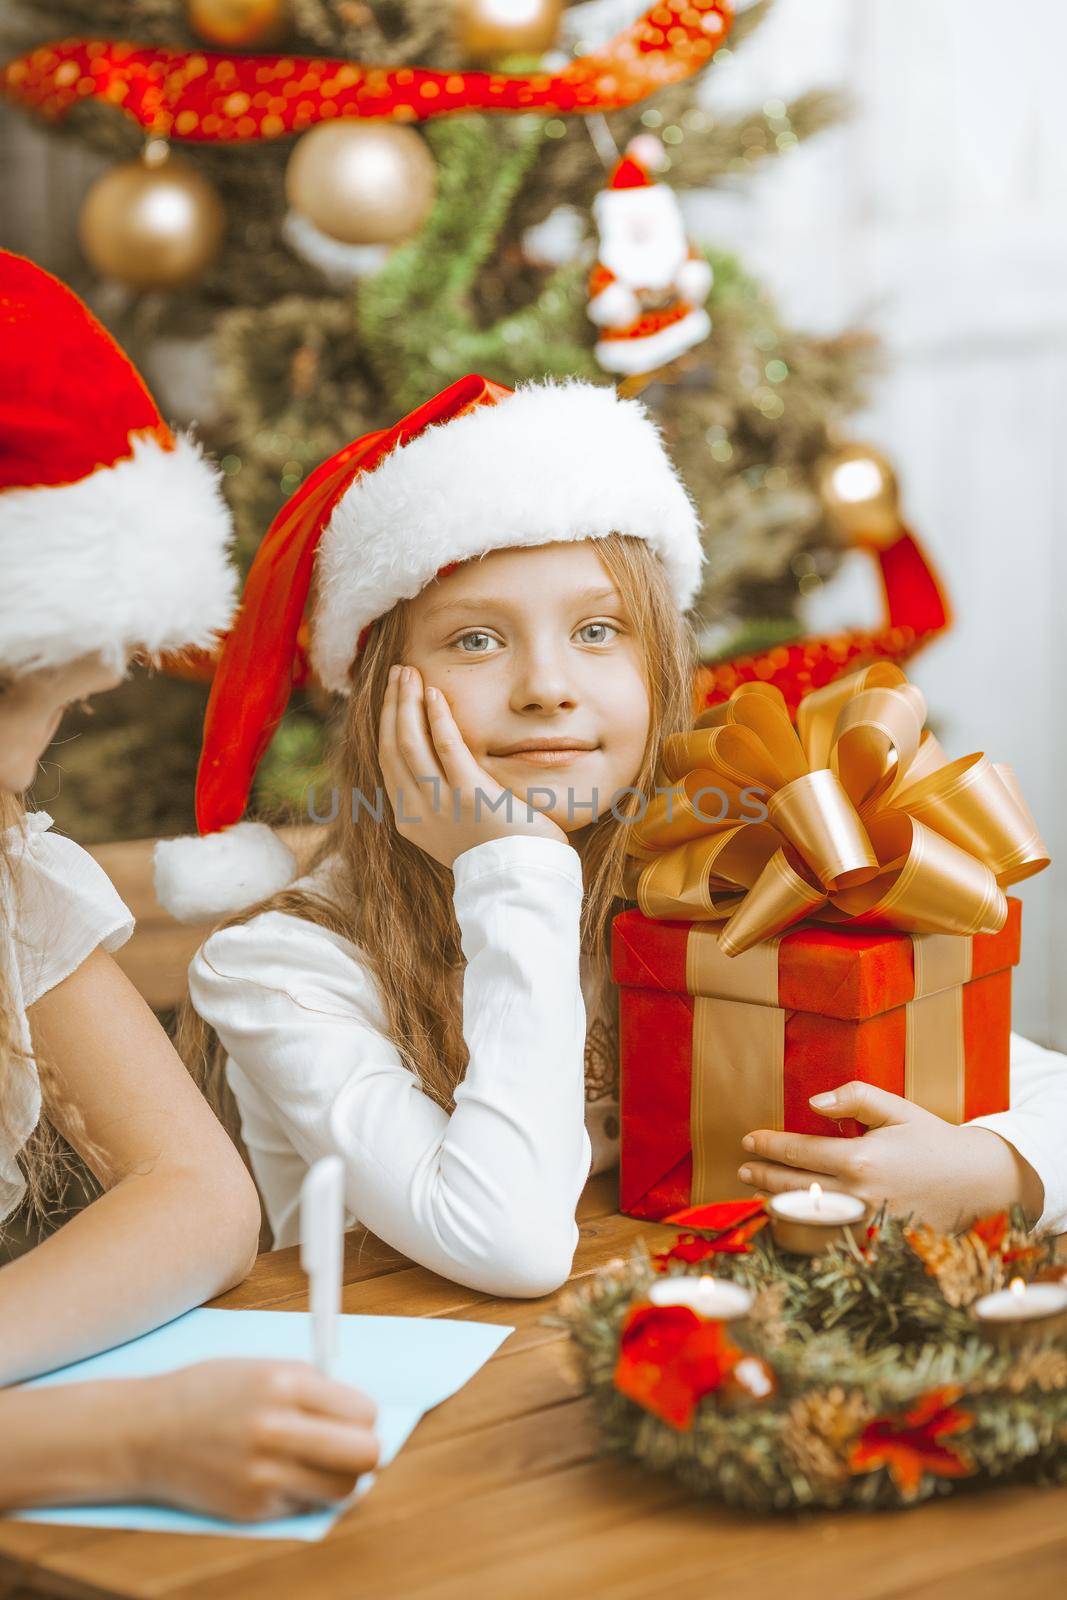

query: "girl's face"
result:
(0, 653), (124, 796)
(402, 541), (652, 836)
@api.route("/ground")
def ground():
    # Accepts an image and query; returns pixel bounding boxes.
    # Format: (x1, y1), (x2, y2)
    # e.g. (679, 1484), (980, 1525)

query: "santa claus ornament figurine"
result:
(587, 135), (713, 377)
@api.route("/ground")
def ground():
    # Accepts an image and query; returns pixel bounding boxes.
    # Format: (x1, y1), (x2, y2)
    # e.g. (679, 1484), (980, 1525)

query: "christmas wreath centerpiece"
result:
(549, 1199), (1067, 1512)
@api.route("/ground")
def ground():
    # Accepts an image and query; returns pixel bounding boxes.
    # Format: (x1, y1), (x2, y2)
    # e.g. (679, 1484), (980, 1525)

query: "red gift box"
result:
(611, 898), (1022, 1221)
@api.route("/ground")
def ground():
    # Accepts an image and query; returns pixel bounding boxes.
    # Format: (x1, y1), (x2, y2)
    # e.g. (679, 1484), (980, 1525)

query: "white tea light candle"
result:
(768, 1182), (867, 1256)
(973, 1276), (1067, 1346)
(647, 1274), (754, 1321)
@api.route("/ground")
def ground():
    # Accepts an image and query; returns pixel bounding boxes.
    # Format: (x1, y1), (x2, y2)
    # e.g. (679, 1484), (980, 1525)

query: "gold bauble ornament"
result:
(186, 0), (288, 48)
(458, 0), (563, 65)
(816, 442), (902, 548)
(284, 121), (436, 247)
(78, 144), (225, 291)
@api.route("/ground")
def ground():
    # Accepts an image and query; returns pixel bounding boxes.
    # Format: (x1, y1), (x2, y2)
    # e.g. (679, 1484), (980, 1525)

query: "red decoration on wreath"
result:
(0, 2), (733, 142)
(967, 1210), (1039, 1269)
(908, 1210), (1041, 1278)
(651, 1197), (769, 1270)
(860, 1220), (881, 1262)
(613, 1301), (743, 1429)
(848, 1386), (975, 1500)
(969, 1211), (1012, 1254)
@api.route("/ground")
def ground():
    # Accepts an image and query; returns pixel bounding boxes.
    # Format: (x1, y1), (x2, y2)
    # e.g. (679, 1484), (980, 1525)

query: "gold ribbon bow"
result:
(624, 664), (1050, 957)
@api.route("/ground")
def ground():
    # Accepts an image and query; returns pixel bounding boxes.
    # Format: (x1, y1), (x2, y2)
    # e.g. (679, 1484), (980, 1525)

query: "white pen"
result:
(299, 1155), (344, 1377)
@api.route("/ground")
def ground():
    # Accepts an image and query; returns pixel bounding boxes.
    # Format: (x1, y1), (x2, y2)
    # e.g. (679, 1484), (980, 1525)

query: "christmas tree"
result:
(1, 0), (877, 844)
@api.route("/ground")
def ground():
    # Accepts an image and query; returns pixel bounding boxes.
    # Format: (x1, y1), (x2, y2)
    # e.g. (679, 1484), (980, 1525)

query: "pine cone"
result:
(905, 1224), (1004, 1308)
(1001, 1347), (1067, 1396)
(747, 1281), (789, 1349)
(782, 1386), (872, 1487)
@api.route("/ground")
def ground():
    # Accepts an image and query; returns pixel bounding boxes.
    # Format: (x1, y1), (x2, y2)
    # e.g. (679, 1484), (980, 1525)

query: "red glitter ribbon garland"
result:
(693, 526), (953, 718)
(0, 2), (733, 143)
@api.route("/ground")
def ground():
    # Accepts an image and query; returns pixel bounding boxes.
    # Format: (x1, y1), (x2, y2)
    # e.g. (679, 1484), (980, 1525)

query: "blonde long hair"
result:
(177, 534), (698, 1139)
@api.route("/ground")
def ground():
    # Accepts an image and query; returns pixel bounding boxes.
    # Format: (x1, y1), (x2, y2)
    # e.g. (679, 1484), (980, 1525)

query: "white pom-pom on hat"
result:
(153, 822), (298, 925)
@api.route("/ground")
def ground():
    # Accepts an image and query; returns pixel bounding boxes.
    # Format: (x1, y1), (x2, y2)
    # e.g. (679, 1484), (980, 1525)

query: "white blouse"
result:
(187, 834), (1067, 1298)
(189, 835), (599, 1296)
(0, 811), (134, 1223)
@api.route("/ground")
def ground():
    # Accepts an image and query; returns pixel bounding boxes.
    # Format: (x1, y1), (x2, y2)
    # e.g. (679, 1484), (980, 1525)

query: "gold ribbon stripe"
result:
(688, 928), (975, 1203)
(685, 924), (781, 1005)
(691, 995), (784, 1203)
(904, 931), (974, 1123)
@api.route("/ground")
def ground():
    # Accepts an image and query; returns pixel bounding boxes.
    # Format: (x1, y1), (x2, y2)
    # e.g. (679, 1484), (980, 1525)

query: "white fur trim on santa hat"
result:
(595, 308), (712, 376)
(0, 432), (238, 677)
(310, 378), (705, 695)
(153, 822), (299, 925)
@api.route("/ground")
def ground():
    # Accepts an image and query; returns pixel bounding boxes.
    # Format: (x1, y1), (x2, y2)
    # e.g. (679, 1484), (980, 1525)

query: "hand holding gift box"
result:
(612, 664), (1052, 1221)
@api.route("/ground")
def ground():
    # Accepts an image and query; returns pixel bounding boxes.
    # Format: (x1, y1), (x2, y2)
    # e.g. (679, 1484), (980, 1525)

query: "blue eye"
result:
(579, 621), (619, 645)
(455, 631), (498, 654)
(450, 622), (620, 653)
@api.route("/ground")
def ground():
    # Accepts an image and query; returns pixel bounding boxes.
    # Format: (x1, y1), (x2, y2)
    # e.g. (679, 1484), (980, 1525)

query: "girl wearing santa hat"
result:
(0, 252), (378, 1520)
(158, 372), (1067, 1296)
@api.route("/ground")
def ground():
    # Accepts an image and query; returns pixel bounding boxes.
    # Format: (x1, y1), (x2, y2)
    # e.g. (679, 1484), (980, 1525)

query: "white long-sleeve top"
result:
(187, 834), (1067, 1300)
(188, 835), (606, 1297)
(969, 1038), (1067, 1234)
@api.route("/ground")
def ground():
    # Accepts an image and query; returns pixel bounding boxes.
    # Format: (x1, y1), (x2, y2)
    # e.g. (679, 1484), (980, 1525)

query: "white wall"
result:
(685, 0), (1067, 1047)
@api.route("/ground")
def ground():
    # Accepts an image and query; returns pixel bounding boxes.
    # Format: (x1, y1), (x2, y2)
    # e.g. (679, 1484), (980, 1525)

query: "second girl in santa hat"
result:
(158, 374), (1067, 1296)
(0, 251), (377, 1520)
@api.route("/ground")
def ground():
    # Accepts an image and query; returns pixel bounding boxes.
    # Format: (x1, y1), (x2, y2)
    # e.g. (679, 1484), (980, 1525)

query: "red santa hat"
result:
(153, 372), (705, 922)
(0, 250), (237, 679)
(606, 152), (654, 191)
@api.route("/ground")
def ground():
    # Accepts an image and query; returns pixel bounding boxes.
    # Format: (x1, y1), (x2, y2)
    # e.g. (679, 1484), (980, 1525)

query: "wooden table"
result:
(3, 1175), (1066, 1600)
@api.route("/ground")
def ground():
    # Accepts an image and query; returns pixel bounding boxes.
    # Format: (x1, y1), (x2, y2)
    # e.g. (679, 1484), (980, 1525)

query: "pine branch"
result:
(355, 114), (550, 404)
(727, 0), (777, 50)
(289, 0), (461, 64)
(648, 88), (851, 190)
